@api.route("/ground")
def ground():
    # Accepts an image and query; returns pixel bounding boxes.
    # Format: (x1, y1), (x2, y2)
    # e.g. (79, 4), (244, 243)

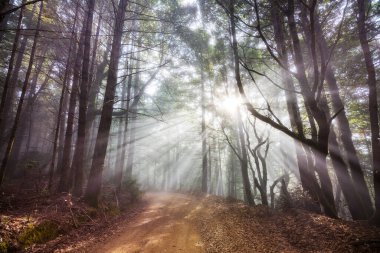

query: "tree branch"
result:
(1, 0), (43, 18)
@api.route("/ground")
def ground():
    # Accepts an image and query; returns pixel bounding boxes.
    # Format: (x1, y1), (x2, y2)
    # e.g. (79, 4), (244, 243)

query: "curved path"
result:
(90, 193), (204, 253)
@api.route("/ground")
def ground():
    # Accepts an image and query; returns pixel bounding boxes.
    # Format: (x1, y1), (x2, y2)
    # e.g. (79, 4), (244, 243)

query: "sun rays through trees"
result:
(0, 0), (379, 231)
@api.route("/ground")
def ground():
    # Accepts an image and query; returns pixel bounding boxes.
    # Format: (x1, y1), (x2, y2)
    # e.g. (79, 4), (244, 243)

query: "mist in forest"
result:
(0, 0), (380, 240)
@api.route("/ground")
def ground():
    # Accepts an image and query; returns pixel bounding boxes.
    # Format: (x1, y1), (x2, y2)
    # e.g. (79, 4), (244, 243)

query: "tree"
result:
(85, 0), (129, 207)
(0, 1), (43, 186)
(0, 3), (36, 151)
(356, 0), (380, 225)
(0, 2), (24, 140)
(48, 2), (79, 190)
(269, 1), (321, 208)
(58, 30), (84, 193)
(70, 0), (96, 197)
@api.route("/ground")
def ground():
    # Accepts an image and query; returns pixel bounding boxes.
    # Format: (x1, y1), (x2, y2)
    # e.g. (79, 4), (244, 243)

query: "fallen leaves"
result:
(193, 196), (380, 253)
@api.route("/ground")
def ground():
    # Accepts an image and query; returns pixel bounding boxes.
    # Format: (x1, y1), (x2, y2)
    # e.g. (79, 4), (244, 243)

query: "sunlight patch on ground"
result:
(132, 215), (163, 227)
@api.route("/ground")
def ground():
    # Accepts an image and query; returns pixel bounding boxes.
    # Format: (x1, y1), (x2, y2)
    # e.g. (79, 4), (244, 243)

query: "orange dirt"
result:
(85, 192), (204, 253)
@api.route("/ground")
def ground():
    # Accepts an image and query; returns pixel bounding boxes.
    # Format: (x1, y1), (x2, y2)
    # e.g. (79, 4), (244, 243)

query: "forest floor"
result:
(1, 191), (380, 252)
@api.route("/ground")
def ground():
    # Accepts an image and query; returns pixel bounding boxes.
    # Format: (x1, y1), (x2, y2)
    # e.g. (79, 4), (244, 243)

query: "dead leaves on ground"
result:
(194, 196), (380, 253)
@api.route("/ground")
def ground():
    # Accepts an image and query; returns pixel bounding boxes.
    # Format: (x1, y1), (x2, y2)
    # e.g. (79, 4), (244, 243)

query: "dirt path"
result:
(88, 192), (204, 253)
(80, 192), (380, 253)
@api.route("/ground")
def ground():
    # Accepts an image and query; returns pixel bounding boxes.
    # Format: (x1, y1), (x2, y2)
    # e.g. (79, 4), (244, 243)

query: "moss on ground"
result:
(18, 221), (59, 248)
(0, 240), (8, 253)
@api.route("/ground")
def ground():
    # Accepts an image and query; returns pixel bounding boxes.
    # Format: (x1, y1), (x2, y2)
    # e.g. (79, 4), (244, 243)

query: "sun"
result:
(217, 95), (241, 115)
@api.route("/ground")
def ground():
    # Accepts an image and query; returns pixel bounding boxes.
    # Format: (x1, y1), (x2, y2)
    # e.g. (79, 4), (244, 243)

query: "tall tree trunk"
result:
(71, 0), (95, 197)
(269, 2), (321, 206)
(208, 144), (212, 193)
(48, 5), (79, 190)
(237, 111), (255, 206)
(84, 14), (102, 170)
(125, 38), (142, 180)
(84, 0), (128, 206)
(0, 1), (43, 186)
(115, 110), (125, 185)
(85, 44), (111, 171)
(217, 138), (224, 195)
(125, 95), (137, 179)
(257, 143), (269, 206)
(57, 77), (70, 167)
(356, 0), (380, 225)
(228, 148), (236, 198)
(201, 58), (208, 193)
(0, 3), (24, 139)
(0, 3), (36, 148)
(114, 61), (129, 191)
(116, 58), (134, 189)
(58, 28), (85, 192)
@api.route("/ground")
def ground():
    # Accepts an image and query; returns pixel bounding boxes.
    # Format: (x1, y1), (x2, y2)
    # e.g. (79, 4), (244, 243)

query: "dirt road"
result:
(81, 192), (380, 253)
(89, 193), (204, 253)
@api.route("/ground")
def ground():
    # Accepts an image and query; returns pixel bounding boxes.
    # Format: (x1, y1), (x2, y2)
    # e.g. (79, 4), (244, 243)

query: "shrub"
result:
(276, 185), (321, 214)
(123, 178), (142, 203)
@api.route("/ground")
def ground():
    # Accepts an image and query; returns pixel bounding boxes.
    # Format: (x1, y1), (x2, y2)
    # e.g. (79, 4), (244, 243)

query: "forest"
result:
(0, 0), (380, 252)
